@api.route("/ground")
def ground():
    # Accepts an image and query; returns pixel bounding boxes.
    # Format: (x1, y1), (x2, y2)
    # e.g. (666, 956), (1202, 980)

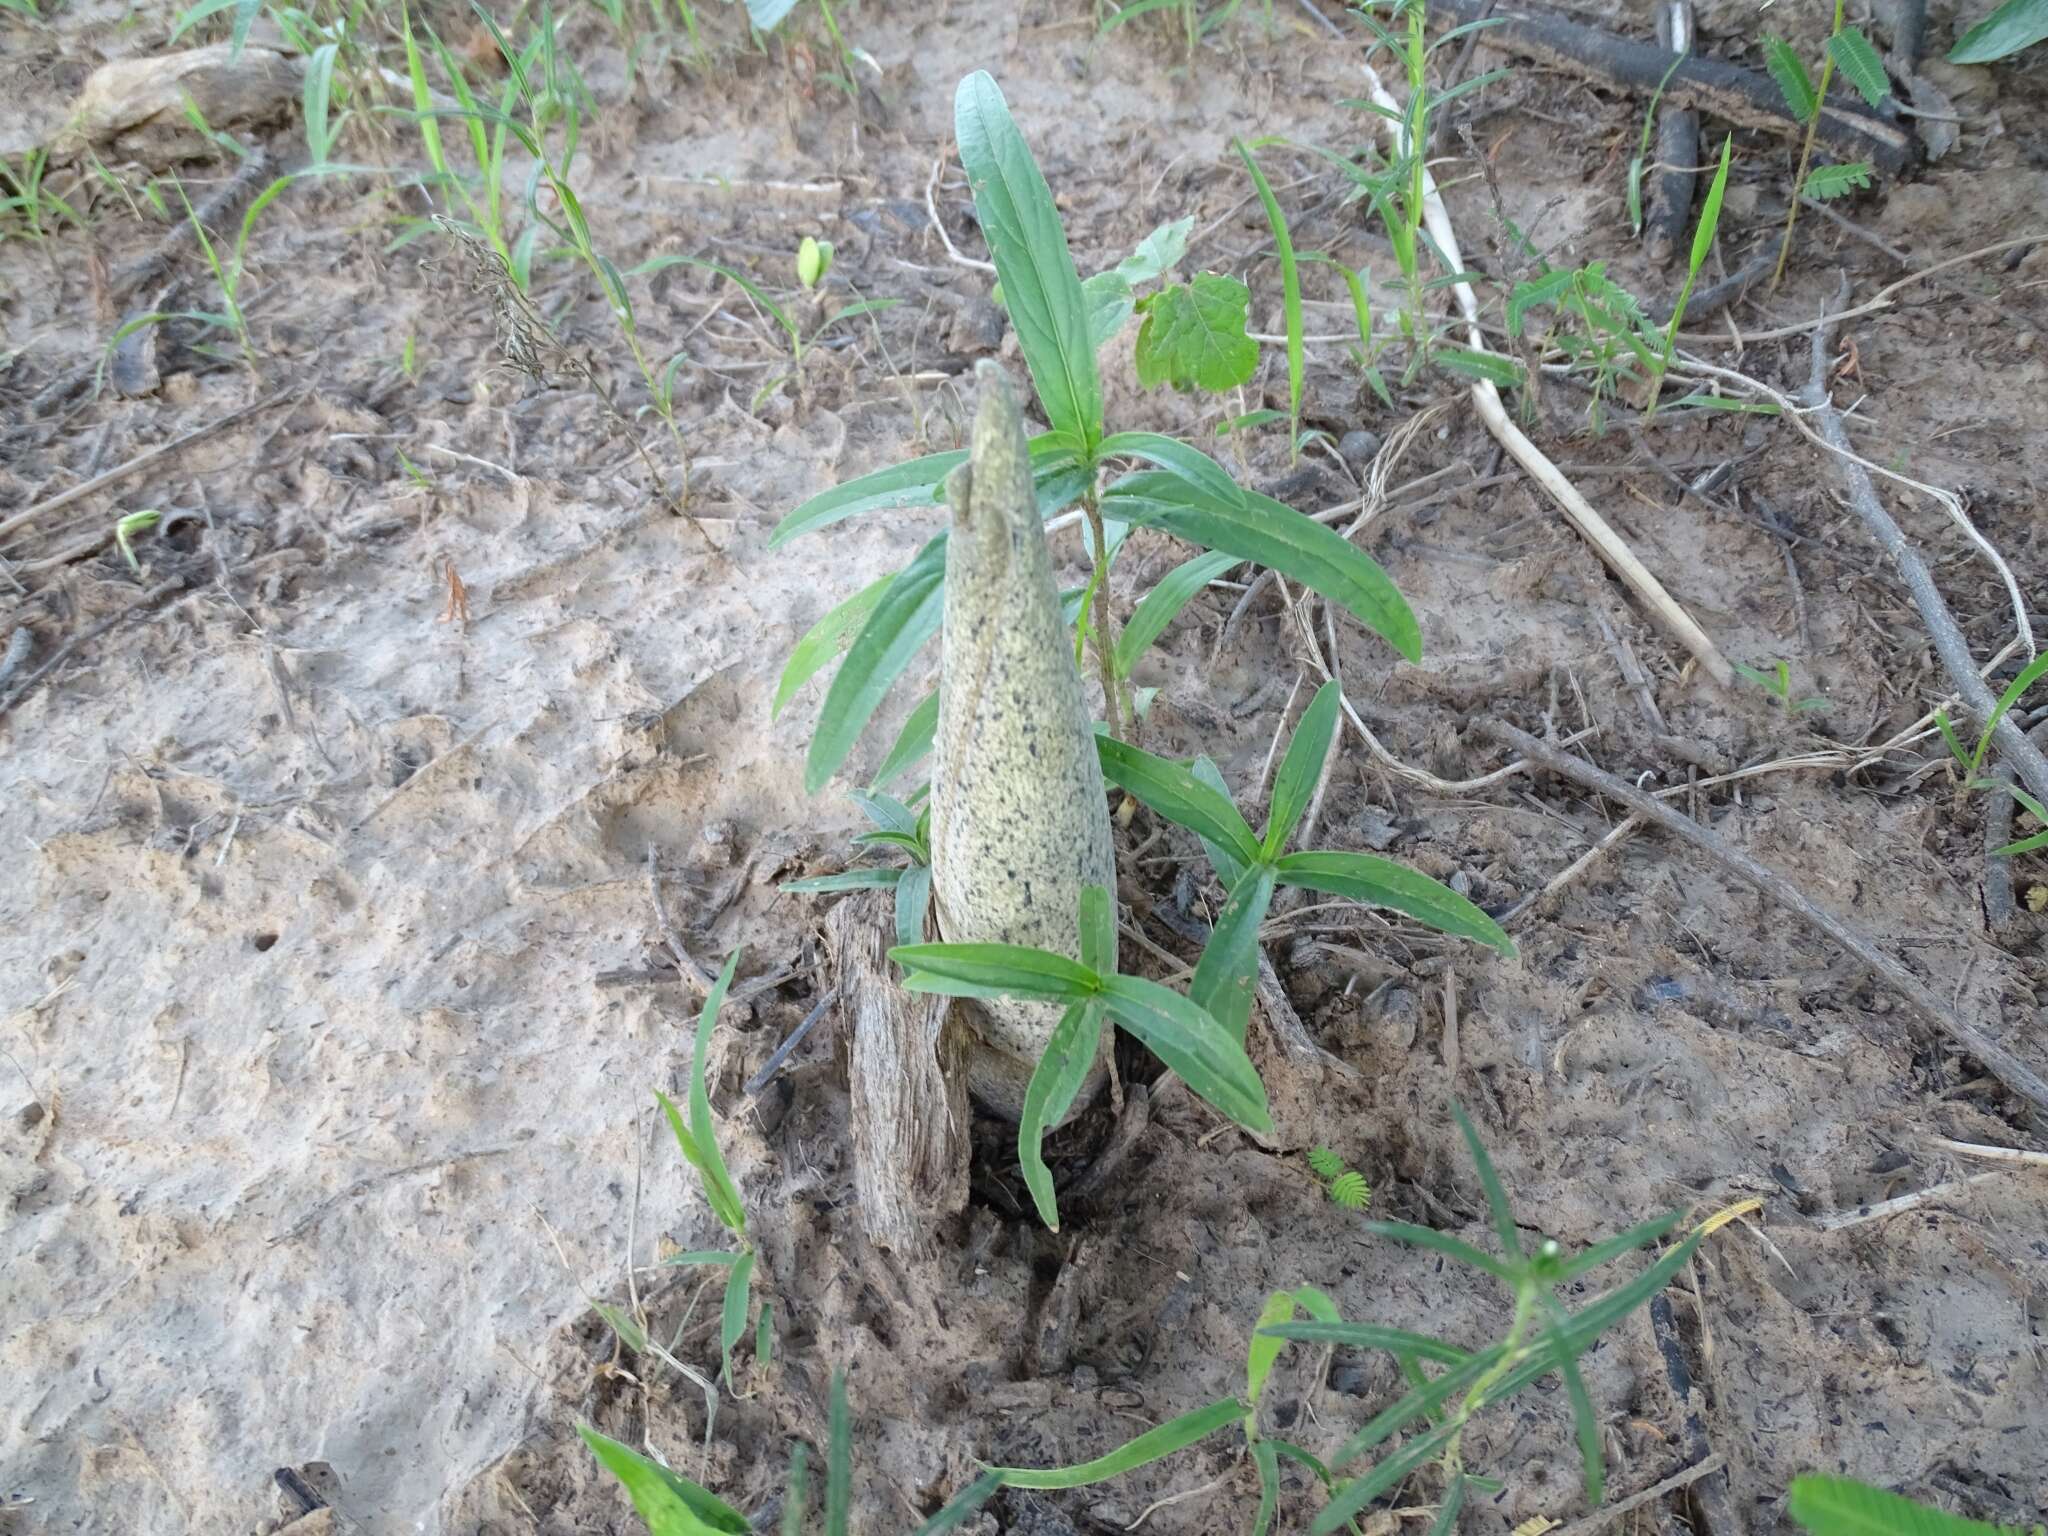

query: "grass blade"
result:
(827, 1369), (850, 1536)
(1450, 1101), (1519, 1259)
(914, 1471), (1007, 1536)
(1251, 1438), (1280, 1536)
(1555, 1209), (1685, 1279)
(1255, 1321), (1473, 1366)
(718, 1249), (755, 1385)
(1948, 0), (2048, 62)
(1361, 1219), (1514, 1280)
(1100, 974), (1272, 1133)
(954, 72), (1102, 453)
(1234, 139), (1303, 457)
(782, 1443), (808, 1536)
(993, 1397), (1243, 1488)
(782, 868), (905, 894)
(1786, 1473), (2020, 1536)
(690, 949), (747, 1233)
(1272, 851), (1513, 955)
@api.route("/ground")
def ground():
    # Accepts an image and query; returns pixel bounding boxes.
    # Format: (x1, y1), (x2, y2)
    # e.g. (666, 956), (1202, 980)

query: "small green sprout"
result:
(796, 235), (833, 289)
(1733, 658), (1828, 715)
(115, 510), (162, 574)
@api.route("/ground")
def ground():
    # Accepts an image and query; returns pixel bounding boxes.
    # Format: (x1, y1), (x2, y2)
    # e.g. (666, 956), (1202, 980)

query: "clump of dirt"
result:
(3, 2), (2045, 1533)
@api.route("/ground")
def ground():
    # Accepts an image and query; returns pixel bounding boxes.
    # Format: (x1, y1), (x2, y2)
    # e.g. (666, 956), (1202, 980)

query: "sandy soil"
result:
(3, 1), (2046, 1532)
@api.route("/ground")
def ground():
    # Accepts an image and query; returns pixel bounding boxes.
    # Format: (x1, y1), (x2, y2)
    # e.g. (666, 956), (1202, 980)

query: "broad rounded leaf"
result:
(1134, 274), (1258, 393)
(1948, 0), (2048, 62)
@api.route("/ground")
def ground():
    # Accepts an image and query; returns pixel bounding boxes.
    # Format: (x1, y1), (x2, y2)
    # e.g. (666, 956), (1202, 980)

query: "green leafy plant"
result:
(631, 249), (897, 409)
(1256, 1104), (1703, 1529)
(892, 884), (1272, 1230)
(1101, 680), (1512, 1048)
(1948, 0), (2048, 62)
(0, 148), (84, 246)
(773, 72), (1420, 790)
(1733, 657), (1828, 715)
(1307, 1146), (1371, 1210)
(1789, 1474), (2046, 1536)
(1096, 0), (1247, 62)
(1764, 7), (1891, 288)
(1626, 48), (1688, 237)
(1933, 652), (2048, 855)
(395, 2), (530, 278)
(650, 950), (763, 1389)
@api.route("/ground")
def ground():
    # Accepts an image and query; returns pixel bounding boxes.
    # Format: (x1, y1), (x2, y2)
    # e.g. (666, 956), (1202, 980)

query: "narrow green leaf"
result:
(1451, 1101), (1519, 1260)
(1763, 37), (1817, 120)
(1265, 681), (1340, 856)
(1687, 135), (1734, 293)
(1555, 1209), (1686, 1279)
(806, 536), (946, 794)
(1235, 139), (1303, 449)
(869, 690), (938, 790)
(1019, 1001), (1107, 1228)
(719, 1250), (756, 1385)
(1190, 755), (1253, 891)
(895, 863), (933, 948)
(1273, 851), (1513, 955)
(1948, 0), (2048, 62)
(1426, 1474), (1468, 1536)
(889, 942), (1101, 1002)
(579, 1424), (753, 1536)
(993, 1398), (1244, 1488)
(1361, 1219), (1515, 1280)
(1506, 267), (1575, 337)
(690, 949), (747, 1234)
(1116, 551), (1238, 678)
(827, 1369), (851, 1536)
(782, 868), (905, 894)
(1548, 1315), (1605, 1504)
(772, 451), (960, 547)
(1255, 1321), (1474, 1365)
(954, 72), (1102, 451)
(1134, 274), (1259, 393)
(782, 1443), (807, 1536)
(1096, 429), (1247, 508)
(1189, 864), (1277, 1046)
(914, 1472), (1008, 1536)
(1311, 1418), (1462, 1534)
(1787, 1473), (2025, 1536)
(1969, 650), (2048, 773)
(661, 1249), (741, 1268)
(303, 43), (339, 165)
(1097, 736), (1263, 868)
(1100, 974), (1272, 1133)
(775, 575), (893, 717)
(1250, 1438), (1280, 1536)
(1828, 26), (1891, 107)
(1079, 884), (1116, 976)
(1102, 471), (1420, 662)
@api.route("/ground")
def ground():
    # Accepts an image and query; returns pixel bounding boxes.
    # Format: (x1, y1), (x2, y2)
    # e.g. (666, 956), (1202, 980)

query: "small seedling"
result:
(1307, 1146), (1371, 1210)
(646, 950), (764, 1391)
(1733, 657), (1828, 715)
(1764, 6), (1891, 288)
(796, 234), (832, 289)
(0, 148), (84, 247)
(114, 510), (162, 574)
(1933, 652), (2048, 855)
